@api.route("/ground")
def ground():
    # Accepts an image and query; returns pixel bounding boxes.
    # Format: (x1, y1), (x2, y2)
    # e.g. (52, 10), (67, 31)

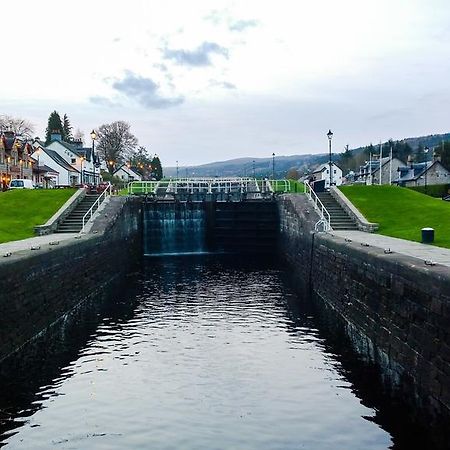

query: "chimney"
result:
(407, 154), (414, 168)
(50, 130), (62, 142)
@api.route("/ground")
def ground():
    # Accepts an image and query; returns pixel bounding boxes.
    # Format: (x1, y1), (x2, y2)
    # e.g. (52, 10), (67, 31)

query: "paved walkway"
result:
(332, 230), (450, 267)
(0, 233), (78, 255)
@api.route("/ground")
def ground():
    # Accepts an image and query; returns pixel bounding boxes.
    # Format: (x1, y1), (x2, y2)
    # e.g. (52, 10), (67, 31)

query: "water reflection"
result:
(0, 255), (434, 449)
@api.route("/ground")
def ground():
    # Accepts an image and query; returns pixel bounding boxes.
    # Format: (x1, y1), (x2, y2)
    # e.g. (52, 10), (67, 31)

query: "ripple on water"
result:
(0, 256), (393, 450)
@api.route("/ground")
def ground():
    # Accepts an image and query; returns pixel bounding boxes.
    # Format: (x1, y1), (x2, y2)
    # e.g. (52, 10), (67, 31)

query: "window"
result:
(326, 169), (329, 174)
(334, 169), (337, 174)
(71, 158), (76, 164)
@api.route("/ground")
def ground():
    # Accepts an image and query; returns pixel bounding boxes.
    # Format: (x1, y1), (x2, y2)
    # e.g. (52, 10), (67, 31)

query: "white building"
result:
(31, 132), (101, 186)
(31, 143), (80, 186)
(310, 162), (343, 188)
(114, 165), (142, 182)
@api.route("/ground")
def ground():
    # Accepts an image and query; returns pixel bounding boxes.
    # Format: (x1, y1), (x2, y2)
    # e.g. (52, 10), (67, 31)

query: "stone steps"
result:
(56, 194), (101, 233)
(316, 191), (358, 230)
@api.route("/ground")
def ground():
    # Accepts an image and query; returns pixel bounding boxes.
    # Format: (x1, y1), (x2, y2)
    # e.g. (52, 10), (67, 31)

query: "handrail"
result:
(81, 183), (112, 233)
(304, 180), (331, 232)
(127, 178), (291, 196)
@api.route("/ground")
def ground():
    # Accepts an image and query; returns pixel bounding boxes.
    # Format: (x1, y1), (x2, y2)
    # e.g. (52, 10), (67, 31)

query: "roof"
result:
(114, 164), (141, 178)
(311, 162), (342, 174)
(39, 148), (80, 173)
(49, 139), (94, 161)
(396, 161), (436, 182)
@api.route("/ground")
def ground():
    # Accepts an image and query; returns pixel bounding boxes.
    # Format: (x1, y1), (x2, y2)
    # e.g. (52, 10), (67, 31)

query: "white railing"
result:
(127, 178), (291, 196)
(304, 180), (331, 232)
(81, 183), (112, 233)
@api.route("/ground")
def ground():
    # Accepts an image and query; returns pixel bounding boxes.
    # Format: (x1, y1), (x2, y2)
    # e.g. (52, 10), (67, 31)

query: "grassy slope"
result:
(340, 185), (450, 248)
(0, 189), (76, 243)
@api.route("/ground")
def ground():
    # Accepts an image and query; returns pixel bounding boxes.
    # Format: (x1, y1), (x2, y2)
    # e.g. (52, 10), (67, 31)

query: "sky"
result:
(2, 0), (450, 166)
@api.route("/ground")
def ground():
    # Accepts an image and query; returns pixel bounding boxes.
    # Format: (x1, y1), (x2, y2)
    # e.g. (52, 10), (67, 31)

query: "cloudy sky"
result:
(2, 0), (450, 165)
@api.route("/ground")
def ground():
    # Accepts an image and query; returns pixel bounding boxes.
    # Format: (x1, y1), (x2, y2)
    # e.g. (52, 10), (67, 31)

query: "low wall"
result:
(278, 194), (450, 425)
(0, 197), (142, 362)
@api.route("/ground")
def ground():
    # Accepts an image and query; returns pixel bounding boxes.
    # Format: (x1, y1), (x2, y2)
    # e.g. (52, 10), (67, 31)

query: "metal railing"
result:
(81, 183), (112, 233)
(127, 178), (291, 197)
(304, 180), (331, 232)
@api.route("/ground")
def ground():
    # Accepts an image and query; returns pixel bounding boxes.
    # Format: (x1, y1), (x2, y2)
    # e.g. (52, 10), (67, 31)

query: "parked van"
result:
(9, 179), (34, 189)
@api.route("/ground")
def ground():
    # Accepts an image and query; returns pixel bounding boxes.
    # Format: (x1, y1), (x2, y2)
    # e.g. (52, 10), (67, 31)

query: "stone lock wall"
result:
(278, 194), (450, 421)
(0, 197), (142, 362)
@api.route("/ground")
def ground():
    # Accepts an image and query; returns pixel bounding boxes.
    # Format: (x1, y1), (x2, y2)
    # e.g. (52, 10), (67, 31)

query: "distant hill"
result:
(349, 132), (450, 155)
(164, 153), (329, 178)
(163, 132), (450, 178)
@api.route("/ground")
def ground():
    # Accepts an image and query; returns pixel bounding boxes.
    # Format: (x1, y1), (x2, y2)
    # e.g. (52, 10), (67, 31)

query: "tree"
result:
(435, 141), (450, 170)
(73, 128), (84, 144)
(130, 146), (153, 178)
(151, 155), (163, 180)
(45, 111), (65, 144)
(286, 168), (300, 180)
(63, 114), (73, 142)
(0, 114), (35, 138)
(96, 121), (138, 174)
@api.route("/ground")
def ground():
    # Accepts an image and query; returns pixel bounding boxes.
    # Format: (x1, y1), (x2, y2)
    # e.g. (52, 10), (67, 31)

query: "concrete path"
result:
(0, 233), (78, 255)
(332, 230), (450, 267)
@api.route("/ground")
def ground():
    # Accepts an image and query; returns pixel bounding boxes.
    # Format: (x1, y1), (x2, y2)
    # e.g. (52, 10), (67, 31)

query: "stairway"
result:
(315, 191), (358, 230)
(56, 194), (100, 233)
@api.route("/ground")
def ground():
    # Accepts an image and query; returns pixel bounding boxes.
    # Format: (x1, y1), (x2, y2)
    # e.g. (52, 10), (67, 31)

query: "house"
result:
(395, 155), (450, 187)
(113, 165), (142, 182)
(31, 131), (102, 187)
(31, 143), (79, 187)
(0, 131), (33, 190)
(309, 162), (343, 188)
(45, 132), (100, 185)
(357, 156), (405, 185)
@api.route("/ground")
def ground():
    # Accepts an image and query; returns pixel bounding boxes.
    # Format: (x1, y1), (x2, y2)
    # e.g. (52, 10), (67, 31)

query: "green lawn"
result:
(340, 185), (450, 248)
(0, 189), (77, 243)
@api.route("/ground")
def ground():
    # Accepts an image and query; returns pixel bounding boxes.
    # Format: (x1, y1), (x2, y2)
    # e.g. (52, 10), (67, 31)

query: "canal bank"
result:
(278, 194), (450, 431)
(0, 197), (142, 362)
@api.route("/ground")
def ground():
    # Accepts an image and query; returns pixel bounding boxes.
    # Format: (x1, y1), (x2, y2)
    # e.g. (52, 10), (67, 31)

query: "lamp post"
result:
(424, 146), (429, 194)
(6, 156), (10, 185)
(176, 160), (179, 178)
(35, 150), (40, 186)
(90, 130), (97, 186)
(80, 156), (85, 184)
(19, 159), (23, 178)
(272, 153), (275, 179)
(327, 129), (333, 188)
(253, 159), (256, 178)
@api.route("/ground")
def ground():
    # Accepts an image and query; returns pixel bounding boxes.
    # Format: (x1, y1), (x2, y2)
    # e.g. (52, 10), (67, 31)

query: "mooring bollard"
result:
(421, 227), (434, 244)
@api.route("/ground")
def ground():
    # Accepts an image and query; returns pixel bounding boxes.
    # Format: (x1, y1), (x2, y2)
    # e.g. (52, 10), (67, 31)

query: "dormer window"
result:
(71, 158), (76, 164)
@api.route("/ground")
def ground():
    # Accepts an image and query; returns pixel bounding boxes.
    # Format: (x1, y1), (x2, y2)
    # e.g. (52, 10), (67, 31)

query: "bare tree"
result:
(73, 128), (85, 144)
(96, 121), (138, 174)
(0, 114), (35, 139)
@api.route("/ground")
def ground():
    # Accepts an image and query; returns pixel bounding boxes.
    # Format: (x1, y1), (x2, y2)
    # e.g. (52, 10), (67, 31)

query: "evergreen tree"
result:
(45, 111), (65, 144)
(63, 114), (73, 142)
(415, 143), (426, 162)
(151, 155), (163, 180)
(435, 141), (450, 170)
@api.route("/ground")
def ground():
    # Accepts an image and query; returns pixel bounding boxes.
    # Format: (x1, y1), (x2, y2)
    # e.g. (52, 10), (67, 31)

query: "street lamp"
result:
(327, 129), (333, 187)
(90, 130), (97, 186)
(80, 156), (85, 184)
(176, 160), (179, 178)
(272, 153), (275, 179)
(424, 146), (429, 193)
(6, 156), (10, 185)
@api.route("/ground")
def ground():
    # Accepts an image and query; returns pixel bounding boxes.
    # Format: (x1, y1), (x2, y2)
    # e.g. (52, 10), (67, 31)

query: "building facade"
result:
(309, 162), (343, 188)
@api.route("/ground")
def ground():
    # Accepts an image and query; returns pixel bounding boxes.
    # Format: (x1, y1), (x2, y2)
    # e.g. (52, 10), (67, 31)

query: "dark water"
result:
(0, 255), (433, 449)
